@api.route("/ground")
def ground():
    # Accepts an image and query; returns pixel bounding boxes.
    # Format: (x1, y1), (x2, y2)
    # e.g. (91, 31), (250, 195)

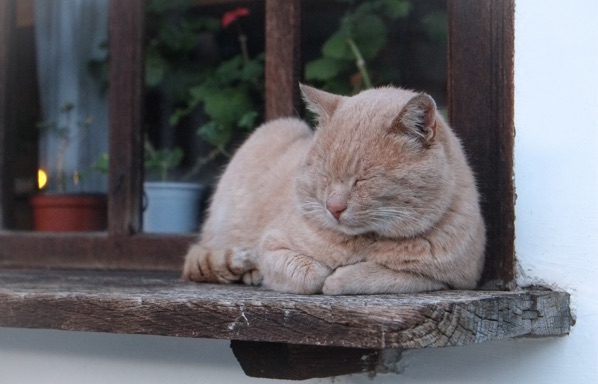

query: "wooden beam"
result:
(0, 0), (16, 229)
(264, 0), (302, 120)
(16, 0), (34, 28)
(231, 341), (401, 379)
(0, 270), (572, 350)
(108, 0), (145, 235)
(0, 233), (194, 271)
(448, 0), (515, 288)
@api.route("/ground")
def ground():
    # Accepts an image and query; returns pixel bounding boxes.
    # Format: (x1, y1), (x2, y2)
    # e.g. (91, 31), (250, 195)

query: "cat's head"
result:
(296, 84), (456, 238)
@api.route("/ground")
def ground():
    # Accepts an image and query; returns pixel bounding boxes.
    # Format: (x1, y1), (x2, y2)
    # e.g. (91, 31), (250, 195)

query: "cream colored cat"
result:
(182, 85), (486, 294)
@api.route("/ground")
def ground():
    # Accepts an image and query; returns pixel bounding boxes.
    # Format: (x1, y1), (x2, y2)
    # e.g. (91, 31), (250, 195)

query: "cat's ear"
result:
(391, 93), (437, 145)
(300, 84), (342, 123)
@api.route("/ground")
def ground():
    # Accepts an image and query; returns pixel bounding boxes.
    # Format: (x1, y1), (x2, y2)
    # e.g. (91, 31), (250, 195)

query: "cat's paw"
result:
(322, 262), (377, 295)
(241, 269), (263, 286)
(322, 267), (353, 295)
(260, 254), (332, 294)
(323, 262), (449, 295)
(182, 245), (257, 284)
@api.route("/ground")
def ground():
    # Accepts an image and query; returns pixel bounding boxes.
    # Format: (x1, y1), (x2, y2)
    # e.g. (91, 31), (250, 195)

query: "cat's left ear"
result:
(300, 83), (343, 124)
(391, 93), (437, 145)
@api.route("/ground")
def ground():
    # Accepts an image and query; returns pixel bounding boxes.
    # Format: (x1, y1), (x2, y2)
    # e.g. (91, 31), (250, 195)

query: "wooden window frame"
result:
(0, 2), (575, 380)
(0, 0), (514, 287)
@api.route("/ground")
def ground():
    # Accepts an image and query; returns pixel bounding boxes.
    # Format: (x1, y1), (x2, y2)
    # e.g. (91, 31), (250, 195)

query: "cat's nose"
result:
(326, 197), (347, 221)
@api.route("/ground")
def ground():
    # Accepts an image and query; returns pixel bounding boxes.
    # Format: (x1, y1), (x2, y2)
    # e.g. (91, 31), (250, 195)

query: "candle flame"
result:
(37, 169), (48, 190)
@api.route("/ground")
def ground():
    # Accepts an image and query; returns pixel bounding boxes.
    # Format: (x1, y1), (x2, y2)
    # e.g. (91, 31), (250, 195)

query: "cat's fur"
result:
(182, 85), (486, 294)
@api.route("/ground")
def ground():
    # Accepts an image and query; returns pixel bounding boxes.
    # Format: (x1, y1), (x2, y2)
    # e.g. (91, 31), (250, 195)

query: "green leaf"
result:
(144, 145), (183, 181)
(201, 88), (253, 127)
(197, 121), (232, 149)
(305, 57), (348, 81)
(92, 153), (109, 175)
(382, 0), (411, 20)
(352, 15), (387, 60)
(215, 56), (245, 84)
(189, 84), (210, 100)
(237, 111), (258, 130)
(241, 58), (265, 83)
(322, 30), (353, 60)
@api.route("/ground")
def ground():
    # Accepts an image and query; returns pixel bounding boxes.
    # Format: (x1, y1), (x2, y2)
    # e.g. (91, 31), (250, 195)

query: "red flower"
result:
(222, 8), (250, 28)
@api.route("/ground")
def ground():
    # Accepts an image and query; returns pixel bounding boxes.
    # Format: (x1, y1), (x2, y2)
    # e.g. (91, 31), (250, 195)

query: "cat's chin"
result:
(332, 219), (423, 239)
(325, 220), (372, 237)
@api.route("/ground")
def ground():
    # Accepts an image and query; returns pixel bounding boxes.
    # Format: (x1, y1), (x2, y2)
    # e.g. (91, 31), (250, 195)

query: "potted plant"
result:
(142, 140), (204, 233)
(87, 3), (264, 232)
(169, 6), (264, 175)
(30, 103), (107, 232)
(141, 6), (263, 234)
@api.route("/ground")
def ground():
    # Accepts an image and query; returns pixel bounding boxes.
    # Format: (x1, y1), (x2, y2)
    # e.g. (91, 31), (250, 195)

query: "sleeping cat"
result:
(182, 85), (486, 294)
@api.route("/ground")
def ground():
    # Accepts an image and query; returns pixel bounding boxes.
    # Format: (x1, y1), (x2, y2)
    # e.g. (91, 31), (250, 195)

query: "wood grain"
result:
(0, 233), (194, 271)
(0, 0), (16, 229)
(0, 0), (518, 285)
(108, 0), (145, 235)
(0, 270), (572, 350)
(231, 340), (401, 379)
(265, 0), (302, 120)
(448, 0), (515, 288)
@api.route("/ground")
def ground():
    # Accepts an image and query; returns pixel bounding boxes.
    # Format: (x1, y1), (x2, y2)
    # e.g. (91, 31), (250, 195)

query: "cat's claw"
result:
(182, 245), (258, 284)
(241, 269), (263, 286)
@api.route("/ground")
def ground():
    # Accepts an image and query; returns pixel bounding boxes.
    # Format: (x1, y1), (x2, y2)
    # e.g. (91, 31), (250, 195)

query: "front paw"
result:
(241, 269), (263, 286)
(182, 245), (257, 284)
(322, 268), (351, 295)
(322, 263), (369, 295)
(259, 253), (332, 294)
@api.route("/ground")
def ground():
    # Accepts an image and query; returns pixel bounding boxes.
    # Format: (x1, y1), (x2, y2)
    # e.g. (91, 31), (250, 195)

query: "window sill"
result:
(0, 269), (572, 379)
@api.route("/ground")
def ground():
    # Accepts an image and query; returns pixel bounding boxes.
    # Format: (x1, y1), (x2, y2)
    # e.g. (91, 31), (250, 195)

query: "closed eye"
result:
(354, 174), (383, 186)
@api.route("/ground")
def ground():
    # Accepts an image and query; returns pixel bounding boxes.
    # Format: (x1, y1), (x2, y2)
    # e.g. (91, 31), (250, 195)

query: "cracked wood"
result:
(0, 270), (572, 349)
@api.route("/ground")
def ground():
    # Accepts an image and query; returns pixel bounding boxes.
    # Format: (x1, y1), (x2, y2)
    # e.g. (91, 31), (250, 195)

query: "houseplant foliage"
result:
(31, 103), (107, 232)
(141, 3), (264, 232)
(305, 0), (411, 95)
(168, 5), (264, 174)
(90, 2), (265, 232)
(36, 103), (93, 193)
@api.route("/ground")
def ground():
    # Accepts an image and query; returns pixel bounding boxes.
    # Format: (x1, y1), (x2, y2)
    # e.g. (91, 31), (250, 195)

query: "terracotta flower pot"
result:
(30, 193), (107, 232)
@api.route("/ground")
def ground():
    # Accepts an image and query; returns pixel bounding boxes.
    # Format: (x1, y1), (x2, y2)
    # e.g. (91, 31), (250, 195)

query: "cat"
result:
(182, 84), (486, 295)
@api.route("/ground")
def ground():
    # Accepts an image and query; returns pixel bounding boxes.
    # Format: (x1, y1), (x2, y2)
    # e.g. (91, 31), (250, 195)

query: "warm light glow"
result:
(37, 169), (48, 190)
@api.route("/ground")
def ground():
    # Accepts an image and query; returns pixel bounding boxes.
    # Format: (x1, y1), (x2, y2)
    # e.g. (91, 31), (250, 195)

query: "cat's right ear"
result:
(391, 93), (437, 146)
(300, 84), (342, 124)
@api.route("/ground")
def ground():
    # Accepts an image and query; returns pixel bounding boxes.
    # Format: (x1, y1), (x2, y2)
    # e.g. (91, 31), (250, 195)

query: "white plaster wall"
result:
(1, 0), (596, 383)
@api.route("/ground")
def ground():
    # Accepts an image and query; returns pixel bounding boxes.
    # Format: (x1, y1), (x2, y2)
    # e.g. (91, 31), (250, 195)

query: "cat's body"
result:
(183, 85), (486, 294)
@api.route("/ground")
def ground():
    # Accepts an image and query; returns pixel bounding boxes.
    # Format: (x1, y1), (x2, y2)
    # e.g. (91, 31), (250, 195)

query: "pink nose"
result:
(326, 198), (347, 221)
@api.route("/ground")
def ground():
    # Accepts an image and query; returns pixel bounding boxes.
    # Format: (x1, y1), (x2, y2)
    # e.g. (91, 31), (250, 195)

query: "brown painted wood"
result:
(448, 0), (515, 289)
(108, 0), (145, 235)
(265, 0), (302, 120)
(0, 234), (194, 271)
(15, 0), (34, 28)
(0, 1), (516, 293)
(231, 340), (400, 379)
(0, 0), (16, 230)
(0, 270), (572, 350)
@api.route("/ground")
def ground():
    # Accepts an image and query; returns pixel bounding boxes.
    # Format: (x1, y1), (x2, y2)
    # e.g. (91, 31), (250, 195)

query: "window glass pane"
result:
(302, 0), (447, 107)
(13, 0), (109, 231)
(142, 0), (265, 234)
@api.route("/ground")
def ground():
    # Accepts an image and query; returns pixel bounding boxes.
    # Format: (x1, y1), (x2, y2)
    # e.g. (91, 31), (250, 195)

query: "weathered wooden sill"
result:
(0, 269), (572, 379)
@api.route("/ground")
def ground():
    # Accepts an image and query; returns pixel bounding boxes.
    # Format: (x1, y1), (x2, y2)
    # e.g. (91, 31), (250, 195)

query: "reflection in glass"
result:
(35, 0), (109, 194)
